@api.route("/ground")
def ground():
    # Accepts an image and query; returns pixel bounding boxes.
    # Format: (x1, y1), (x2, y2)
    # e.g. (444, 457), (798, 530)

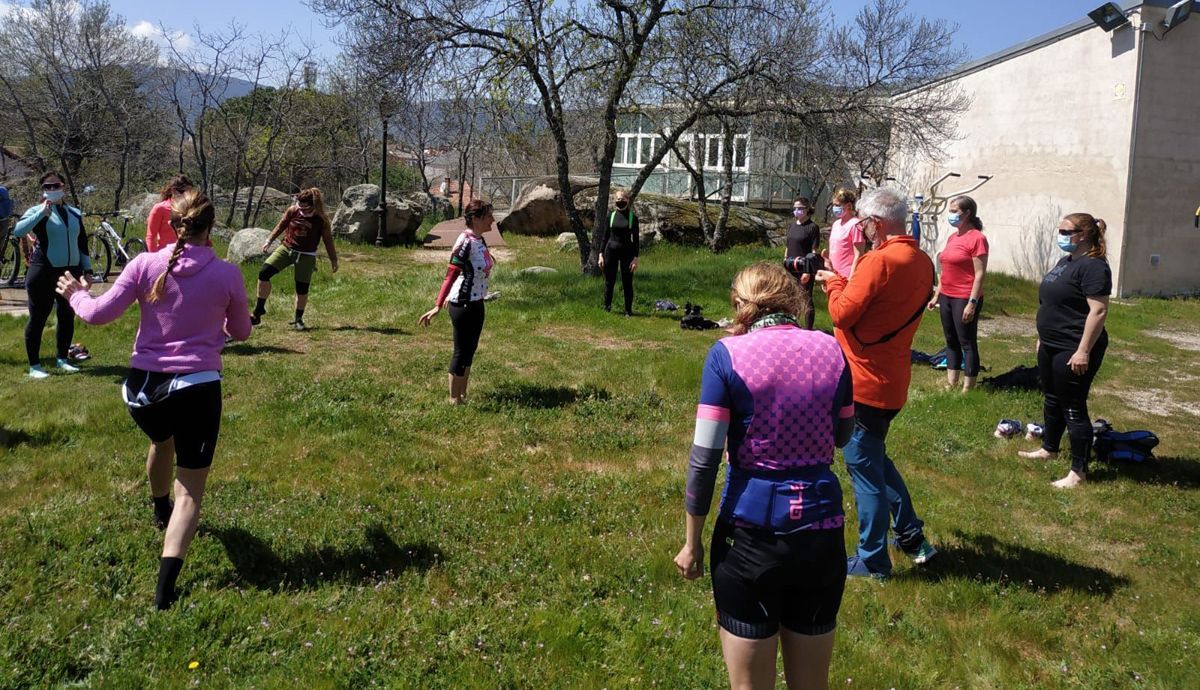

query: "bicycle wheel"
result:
(123, 238), (145, 262)
(0, 237), (20, 286)
(87, 232), (112, 282)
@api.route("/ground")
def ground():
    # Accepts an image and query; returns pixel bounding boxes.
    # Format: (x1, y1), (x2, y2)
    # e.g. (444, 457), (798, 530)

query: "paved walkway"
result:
(1, 280), (116, 317)
(423, 218), (506, 248)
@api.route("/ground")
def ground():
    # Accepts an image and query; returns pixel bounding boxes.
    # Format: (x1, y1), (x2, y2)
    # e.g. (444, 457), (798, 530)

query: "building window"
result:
(733, 135), (748, 169)
(653, 136), (664, 167)
(639, 136), (653, 166)
(706, 137), (721, 168)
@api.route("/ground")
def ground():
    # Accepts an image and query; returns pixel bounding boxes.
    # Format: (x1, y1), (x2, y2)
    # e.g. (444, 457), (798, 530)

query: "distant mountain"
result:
(144, 67), (260, 122)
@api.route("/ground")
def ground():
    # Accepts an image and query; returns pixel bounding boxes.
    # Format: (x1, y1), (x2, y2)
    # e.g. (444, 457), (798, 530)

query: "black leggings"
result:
(602, 247), (635, 314)
(448, 300), (485, 376)
(1037, 334), (1107, 474)
(25, 263), (80, 366)
(939, 296), (982, 376)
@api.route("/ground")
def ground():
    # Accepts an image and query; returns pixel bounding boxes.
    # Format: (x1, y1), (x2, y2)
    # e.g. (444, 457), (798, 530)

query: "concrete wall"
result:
(891, 16), (1143, 289)
(1119, 13), (1200, 295)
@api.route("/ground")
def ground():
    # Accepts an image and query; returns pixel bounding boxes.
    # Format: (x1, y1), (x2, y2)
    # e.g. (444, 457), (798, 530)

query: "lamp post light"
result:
(376, 98), (390, 247)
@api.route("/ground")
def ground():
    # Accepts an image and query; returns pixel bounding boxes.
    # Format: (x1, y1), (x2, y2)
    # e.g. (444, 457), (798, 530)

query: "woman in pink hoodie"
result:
(57, 190), (252, 610)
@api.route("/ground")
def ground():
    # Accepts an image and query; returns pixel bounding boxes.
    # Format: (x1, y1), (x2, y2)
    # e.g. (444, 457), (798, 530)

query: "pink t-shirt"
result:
(828, 217), (864, 276)
(938, 229), (989, 299)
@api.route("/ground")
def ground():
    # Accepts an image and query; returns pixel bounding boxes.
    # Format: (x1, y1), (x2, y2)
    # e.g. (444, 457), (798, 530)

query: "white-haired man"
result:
(815, 187), (937, 578)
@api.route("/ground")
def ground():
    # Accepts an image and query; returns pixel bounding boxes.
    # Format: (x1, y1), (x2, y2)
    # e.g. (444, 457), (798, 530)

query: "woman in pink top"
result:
(926, 195), (989, 392)
(57, 190), (252, 610)
(145, 174), (194, 252)
(826, 187), (865, 277)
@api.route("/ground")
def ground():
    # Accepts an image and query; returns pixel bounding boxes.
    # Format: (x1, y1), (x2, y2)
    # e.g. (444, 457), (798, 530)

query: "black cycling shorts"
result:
(125, 369), (222, 469)
(710, 520), (847, 639)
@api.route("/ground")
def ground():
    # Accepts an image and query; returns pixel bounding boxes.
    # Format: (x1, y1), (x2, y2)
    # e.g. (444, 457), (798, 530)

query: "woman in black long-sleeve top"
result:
(598, 188), (639, 316)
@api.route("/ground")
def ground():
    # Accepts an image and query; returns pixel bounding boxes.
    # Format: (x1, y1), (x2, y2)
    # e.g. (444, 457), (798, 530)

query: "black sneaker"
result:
(292, 319), (307, 332)
(250, 312), (263, 326)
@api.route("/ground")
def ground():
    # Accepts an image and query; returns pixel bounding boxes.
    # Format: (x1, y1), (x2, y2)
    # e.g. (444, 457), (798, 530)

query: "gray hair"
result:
(857, 187), (909, 227)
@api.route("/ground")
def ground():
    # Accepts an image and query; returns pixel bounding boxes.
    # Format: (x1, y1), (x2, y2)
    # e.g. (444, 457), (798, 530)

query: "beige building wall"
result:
(892, 15), (1144, 290)
(1120, 15), (1200, 296)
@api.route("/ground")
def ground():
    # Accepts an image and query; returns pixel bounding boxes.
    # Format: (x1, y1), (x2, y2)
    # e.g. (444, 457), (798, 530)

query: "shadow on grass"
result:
(79, 364), (129, 381)
(330, 325), (410, 336)
(1, 424), (59, 448)
(223, 343), (303, 356)
(904, 530), (1129, 596)
(479, 382), (611, 410)
(208, 524), (442, 591)
(1089, 456), (1200, 489)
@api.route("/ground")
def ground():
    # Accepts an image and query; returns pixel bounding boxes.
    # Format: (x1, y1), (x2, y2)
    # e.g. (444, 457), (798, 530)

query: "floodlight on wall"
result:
(1088, 2), (1130, 31)
(1162, 0), (1194, 33)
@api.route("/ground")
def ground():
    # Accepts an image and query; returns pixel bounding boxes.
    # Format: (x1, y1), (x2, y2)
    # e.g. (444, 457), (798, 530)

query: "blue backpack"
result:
(0, 186), (12, 220)
(1092, 419), (1159, 463)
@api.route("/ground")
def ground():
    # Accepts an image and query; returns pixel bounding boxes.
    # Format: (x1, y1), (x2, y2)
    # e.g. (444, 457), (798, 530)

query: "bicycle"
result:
(85, 211), (144, 282)
(0, 217), (20, 287)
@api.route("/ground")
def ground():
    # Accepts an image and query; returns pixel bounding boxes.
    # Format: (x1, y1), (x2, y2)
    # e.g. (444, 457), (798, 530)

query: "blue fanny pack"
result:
(719, 467), (842, 533)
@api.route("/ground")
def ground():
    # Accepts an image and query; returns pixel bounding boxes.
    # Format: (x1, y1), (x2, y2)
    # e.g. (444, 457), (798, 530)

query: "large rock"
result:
(227, 228), (272, 265)
(332, 184), (422, 245)
(126, 192), (162, 222)
(212, 186), (295, 212)
(403, 191), (454, 219)
(572, 190), (787, 247)
(498, 175), (599, 236)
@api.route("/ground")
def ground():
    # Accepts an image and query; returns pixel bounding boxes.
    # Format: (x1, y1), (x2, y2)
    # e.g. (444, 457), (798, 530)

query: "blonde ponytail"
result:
(147, 190), (215, 303)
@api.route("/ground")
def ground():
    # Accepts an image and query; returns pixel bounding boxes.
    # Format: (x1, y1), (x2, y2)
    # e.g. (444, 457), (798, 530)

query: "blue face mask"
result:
(1057, 234), (1077, 253)
(947, 213), (962, 227)
(43, 190), (65, 203)
(793, 208), (806, 219)
(831, 205), (844, 218)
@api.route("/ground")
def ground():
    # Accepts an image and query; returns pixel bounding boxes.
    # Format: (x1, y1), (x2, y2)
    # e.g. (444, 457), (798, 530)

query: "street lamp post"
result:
(376, 100), (390, 247)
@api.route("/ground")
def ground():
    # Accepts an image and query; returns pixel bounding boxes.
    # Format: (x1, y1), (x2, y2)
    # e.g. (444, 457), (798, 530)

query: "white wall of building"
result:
(893, 14), (1144, 290)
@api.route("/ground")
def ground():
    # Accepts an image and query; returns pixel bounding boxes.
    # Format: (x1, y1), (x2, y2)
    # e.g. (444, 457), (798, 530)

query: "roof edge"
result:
(895, 0), (1146, 97)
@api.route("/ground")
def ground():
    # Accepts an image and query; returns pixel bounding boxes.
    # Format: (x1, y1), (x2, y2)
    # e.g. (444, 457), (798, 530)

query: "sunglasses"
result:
(42, 183), (64, 190)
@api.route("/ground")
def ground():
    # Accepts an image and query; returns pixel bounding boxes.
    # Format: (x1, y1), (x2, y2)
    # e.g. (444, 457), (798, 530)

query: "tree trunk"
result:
(711, 119), (735, 252)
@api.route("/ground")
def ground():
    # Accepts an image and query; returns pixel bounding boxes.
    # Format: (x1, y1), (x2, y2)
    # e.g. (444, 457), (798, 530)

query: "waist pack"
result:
(720, 467), (842, 533)
(1092, 419), (1159, 463)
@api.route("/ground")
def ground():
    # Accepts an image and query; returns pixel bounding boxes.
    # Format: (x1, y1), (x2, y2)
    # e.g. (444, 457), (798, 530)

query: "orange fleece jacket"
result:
(824, 235), (934, 410)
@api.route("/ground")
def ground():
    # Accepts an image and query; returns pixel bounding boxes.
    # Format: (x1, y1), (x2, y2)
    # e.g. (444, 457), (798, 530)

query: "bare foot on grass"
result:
(1051, 470), (1085, 489)
(1018, 448), (1057, 459)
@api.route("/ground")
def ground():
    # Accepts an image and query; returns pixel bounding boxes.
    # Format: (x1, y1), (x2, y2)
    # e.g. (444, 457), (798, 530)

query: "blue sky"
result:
(96, 0), (1113, 64)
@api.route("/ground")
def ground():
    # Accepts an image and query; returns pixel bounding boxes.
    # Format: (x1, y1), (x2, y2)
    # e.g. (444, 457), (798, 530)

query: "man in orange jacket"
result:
(816, 187), (937, 578)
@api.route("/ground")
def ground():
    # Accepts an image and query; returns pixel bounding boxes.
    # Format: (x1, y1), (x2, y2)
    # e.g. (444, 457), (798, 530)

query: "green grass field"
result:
(1, 236), (1198, 688)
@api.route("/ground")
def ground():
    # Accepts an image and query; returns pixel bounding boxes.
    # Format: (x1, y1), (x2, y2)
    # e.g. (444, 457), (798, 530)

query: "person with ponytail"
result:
(826, 187), (865, 278)
(146, 174), (194, 252)
(56, 190), (252, 609)
(1019, 213), (1111, 489)
(927, 195), (989, 392)
(252, 188), (338, 331)
(419, 199), (496, 404)
(675, 261), (853, 689)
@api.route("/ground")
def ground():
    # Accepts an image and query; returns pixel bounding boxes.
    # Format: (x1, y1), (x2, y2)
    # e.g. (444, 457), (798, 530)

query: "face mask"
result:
(1057, 235), (1077, 253)
(44, 190), (65, 203)
(615, 200), (628, 209)
(831, 205), (844, 218)
(947, 213), (962, 227)
(793, 208), (807, 219)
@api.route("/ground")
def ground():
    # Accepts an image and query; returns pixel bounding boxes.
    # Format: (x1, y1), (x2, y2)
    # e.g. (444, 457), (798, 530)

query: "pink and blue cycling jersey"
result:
(686, 324), (854, 532)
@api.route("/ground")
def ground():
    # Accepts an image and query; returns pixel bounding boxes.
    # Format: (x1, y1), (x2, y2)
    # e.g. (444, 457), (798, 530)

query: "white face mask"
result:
(44, 190), (66, 203)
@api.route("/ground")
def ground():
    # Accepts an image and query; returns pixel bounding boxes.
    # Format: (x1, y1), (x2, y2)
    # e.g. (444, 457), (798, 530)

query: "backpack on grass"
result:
(1091, 419), (1159, 463)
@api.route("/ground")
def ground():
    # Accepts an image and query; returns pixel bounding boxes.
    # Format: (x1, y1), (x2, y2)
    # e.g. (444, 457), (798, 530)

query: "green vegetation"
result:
(1, 237), (1197, 688)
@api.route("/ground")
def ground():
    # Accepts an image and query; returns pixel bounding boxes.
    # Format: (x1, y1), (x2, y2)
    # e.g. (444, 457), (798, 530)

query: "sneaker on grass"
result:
(905, 539), (937, 565)
(28, 365), (50, 380)
(846, 556), (888, 580)
(57, 358), (80, 373)
(291, 319), (307, 332)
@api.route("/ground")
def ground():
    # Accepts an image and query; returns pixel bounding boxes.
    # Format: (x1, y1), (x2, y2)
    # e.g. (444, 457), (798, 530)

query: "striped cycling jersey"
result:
(448, 231), (493, 303)
(686, 324), (854, 532)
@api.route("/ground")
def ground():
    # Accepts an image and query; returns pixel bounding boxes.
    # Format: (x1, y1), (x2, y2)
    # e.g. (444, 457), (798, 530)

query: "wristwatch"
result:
(968, 297), (979, 305)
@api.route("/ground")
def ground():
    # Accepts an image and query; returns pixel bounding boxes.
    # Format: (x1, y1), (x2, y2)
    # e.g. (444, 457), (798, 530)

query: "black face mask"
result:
(615, 200), (628, 209)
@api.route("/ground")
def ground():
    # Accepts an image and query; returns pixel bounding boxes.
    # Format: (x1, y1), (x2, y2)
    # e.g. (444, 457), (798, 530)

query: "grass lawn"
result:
(1, 235), (1198, 688)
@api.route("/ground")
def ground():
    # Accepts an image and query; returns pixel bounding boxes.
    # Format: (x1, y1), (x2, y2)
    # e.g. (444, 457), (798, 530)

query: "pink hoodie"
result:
(69, 244), (252, 373)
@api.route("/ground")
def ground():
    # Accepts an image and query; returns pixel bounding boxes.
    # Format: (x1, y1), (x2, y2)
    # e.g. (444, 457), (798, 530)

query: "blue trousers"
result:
(842, 405), (925, 574)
